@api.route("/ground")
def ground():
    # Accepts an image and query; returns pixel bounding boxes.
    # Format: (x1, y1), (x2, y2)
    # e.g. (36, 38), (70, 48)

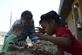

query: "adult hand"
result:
(33, 44), (45, 50)
(35, 27), (45, 33)
(33, 32), (49, 41)
(33, 32), (44, 40)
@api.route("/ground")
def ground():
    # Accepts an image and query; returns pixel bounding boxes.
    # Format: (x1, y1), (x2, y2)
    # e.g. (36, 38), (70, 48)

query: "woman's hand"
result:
(33, 32), (44, 39)
(35, 27), (45, 33)
(33, 44), (45, 50)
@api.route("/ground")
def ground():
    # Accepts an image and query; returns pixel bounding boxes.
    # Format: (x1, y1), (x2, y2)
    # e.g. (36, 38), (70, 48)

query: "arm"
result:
(45, 35), (72, 48)
(9, 43), (24, 50)
(8, 33), (24, 50)
(34, 32), (72, 48)
(55, 49), (64, 55)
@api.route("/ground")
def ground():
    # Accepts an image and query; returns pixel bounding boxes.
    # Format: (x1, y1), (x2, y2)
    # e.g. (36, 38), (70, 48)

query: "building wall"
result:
(78, 0), (82, 23)
(59, 0), (82, 43)
(66, 0), (82, 43)
(66, 11), (77, 38)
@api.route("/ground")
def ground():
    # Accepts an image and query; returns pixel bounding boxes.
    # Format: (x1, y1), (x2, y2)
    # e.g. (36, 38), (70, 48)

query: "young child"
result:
(34, 10), (82, 55)
(5, 10), (36, 46)
(2, 24), (24, 53)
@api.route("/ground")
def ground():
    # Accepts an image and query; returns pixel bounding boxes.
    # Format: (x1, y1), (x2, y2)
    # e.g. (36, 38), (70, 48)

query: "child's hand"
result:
(23, 44), (28, 48)
(18, 47), (24, 50)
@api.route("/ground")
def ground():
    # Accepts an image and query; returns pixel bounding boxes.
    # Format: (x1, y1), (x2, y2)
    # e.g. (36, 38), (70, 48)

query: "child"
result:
(5, 10), (36, 46)
(2, 24), (24, 53)
(34, 10), (82, 55)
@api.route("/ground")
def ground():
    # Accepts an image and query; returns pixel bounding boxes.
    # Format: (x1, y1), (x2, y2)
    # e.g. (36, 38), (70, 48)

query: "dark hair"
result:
(40, 10), (65, 26)
(21, 10), (33, 20)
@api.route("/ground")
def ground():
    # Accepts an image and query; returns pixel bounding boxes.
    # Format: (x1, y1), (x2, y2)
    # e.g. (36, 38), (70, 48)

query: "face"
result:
(21, 17), (32, 27)
(41, 20), (56, 35)
(15, 29), (23, 36)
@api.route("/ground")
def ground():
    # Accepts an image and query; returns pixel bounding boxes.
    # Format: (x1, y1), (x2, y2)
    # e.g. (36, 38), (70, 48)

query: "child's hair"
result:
(40, 10), (65, 27)
(11, 24), (23, 32)
(21, 10), (33, 20)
